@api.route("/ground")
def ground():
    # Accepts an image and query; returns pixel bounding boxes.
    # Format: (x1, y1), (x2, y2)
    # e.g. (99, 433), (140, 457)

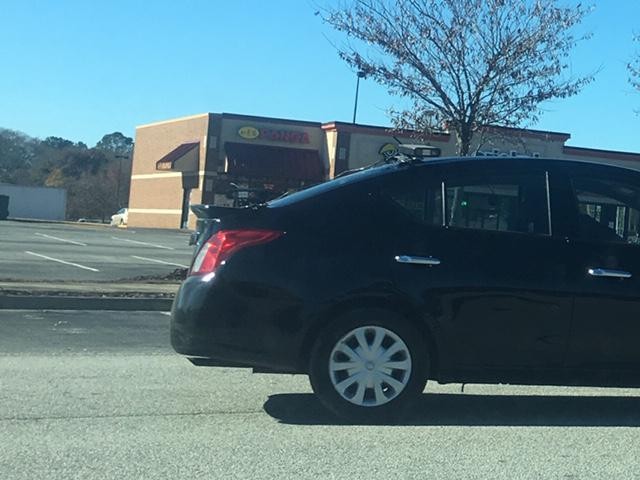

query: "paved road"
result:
(3, 310), (640, 479)
(0, 221), (193, 281)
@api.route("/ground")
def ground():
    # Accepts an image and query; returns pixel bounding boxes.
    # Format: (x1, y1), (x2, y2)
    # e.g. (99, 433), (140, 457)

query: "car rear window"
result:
(267, 164), (396, 208)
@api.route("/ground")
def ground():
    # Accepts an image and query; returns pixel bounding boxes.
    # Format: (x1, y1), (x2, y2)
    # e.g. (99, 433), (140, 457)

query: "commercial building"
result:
(128, 112), (640, 229)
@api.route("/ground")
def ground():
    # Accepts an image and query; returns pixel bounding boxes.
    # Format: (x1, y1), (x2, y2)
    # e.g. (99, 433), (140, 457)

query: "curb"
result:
(0, 295), (173, 311)
(6, 217), (192, 234)
(7, 217), (111, 227)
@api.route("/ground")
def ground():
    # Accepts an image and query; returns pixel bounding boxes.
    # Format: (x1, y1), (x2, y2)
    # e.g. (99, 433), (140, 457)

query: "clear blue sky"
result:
(1, 0), (639, 152)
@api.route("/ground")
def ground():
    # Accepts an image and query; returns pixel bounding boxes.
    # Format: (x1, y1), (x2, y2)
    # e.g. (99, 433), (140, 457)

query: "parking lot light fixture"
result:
(352, 70), (366, 124)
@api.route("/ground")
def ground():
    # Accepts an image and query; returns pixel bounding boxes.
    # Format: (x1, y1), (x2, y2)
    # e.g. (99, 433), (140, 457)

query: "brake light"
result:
(189, 229), (283, 276)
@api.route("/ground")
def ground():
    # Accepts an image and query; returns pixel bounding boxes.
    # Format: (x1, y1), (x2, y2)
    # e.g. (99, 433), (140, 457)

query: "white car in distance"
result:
(110, 208), (128, 226)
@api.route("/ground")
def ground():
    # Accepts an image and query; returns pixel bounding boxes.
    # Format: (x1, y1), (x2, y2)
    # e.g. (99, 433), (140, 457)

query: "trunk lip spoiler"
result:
(191, 204), (235, 220)
(190, 203), (265, 219)
(189, 203), (265, 246)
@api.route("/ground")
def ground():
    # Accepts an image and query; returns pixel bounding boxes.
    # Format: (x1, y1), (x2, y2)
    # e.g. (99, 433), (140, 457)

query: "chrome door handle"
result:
(588, 268), (632, 279)
(395, 255), (441, 266)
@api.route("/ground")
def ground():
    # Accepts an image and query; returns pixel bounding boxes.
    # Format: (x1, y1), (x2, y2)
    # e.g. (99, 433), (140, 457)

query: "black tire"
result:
(308, 308), (429, 423)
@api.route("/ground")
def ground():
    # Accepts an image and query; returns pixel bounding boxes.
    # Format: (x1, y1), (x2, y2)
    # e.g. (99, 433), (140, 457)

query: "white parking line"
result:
(131, 255), (189, 268)
(34, 232), (87, 246)
(111, 237), (174, 250)
(25, 251), (99, 272)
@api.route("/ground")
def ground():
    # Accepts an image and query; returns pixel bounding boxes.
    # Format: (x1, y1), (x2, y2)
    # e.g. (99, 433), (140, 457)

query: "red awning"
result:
(156, 142), (199, 171)
(224, 142), (324, 181)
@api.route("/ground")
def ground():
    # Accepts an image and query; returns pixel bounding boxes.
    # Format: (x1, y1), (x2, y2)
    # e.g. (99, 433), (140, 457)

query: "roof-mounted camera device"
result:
(335, 142), (442, 179)
(396, 144), (442, 160)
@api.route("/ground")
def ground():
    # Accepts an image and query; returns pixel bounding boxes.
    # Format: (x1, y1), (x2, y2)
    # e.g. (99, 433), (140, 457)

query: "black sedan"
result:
(171, 155), (640, 421)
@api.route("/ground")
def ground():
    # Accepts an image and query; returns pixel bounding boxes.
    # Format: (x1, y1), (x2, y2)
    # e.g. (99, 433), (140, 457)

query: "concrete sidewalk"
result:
(0, 281), (179, 311)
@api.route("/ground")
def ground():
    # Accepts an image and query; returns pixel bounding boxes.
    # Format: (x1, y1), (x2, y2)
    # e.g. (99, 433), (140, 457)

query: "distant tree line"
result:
(0, 129), (133, 222)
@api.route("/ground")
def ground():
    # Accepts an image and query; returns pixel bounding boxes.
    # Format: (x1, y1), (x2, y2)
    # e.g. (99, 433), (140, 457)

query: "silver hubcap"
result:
(328, 325), (412, 407)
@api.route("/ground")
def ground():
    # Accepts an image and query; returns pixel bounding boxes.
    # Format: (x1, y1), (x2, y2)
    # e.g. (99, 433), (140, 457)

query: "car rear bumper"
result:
(170, 275), (303, 373)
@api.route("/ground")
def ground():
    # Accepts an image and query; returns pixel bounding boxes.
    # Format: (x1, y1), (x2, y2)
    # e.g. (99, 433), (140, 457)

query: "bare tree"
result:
(322, 0), (593, 154)
(65, 167), (120, 222)
(629, 36), (640, 95)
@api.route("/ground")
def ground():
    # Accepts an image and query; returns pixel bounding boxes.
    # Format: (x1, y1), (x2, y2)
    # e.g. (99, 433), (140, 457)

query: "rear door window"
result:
(384, 181), (443, 226)
(570, 176), (640, 244)
(445, 173), (550, 235)
(379, 167), (550, 236)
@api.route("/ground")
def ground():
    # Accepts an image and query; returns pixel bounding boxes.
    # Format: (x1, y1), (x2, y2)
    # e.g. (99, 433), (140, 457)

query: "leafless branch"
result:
(322, 0), (593, 155)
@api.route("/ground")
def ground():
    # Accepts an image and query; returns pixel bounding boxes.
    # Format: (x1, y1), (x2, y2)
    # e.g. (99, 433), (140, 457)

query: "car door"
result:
(381, 160), (573, 379)
(561, 164), (640, 378)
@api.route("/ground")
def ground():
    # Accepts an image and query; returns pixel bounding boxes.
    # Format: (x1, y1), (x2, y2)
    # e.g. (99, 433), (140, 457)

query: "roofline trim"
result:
(137, 113), (209, 129)
(478, 125), (571, 141)
(221, 112), (321, 127)
(563, 145), (640, 162)
(321, 121), (451, 141)
(321, 121), (570, 142)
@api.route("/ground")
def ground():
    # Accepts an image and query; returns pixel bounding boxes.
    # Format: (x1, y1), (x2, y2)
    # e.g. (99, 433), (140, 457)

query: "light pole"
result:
(352, 70), (366, 124)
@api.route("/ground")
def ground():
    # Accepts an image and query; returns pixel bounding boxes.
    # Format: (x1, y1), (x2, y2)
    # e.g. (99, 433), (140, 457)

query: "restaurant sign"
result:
(378, 142), (399, 160)
(238, 126), (310, 144)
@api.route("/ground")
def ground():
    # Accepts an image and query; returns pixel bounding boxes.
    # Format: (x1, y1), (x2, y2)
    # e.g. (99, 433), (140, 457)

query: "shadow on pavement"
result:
(263, 392), (640, 426)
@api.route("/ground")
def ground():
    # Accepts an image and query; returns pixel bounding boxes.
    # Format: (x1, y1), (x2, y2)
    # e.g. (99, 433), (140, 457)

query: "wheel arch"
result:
(297, 295), (441, 380)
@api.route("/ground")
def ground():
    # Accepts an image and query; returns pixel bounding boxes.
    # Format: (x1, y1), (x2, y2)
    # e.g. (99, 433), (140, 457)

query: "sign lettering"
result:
(238, 126), (310, 144)
(156, 161), (173, 171)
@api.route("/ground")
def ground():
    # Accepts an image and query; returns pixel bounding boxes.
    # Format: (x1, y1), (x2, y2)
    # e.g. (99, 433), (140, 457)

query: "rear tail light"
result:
(189, 229), (283, 276)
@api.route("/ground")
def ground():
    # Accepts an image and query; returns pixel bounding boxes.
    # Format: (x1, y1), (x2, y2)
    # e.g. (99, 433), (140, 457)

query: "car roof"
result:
(416, 155), (640, 173)
(268, 155), (639, 208)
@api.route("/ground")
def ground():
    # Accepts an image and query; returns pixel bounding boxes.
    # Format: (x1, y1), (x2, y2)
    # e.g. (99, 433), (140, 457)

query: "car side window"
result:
(570, 176), (640, 244)
(445, 172), (550, 235)
(380, 175), (442, 227)
(379, 168), (550, 236)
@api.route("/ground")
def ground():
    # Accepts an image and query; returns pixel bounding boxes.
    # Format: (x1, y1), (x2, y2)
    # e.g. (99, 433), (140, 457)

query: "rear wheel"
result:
(309, 310), (428, 423)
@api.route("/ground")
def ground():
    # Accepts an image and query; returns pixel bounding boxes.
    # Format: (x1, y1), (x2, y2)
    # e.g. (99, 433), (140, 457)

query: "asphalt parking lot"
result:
(0, 220), (194, 281)
(3, 309), (640, 480)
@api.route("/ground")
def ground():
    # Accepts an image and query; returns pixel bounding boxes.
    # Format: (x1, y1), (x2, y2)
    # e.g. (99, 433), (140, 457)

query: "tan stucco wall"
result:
(128, 114), (209, 229)
(128, 211), (183, 229)
(347, 132), (454, 170)
(467, 131), (566, 157)
(345, 129), (569, 169)
(129, 174), (192, 209)
(324, 130), (338, 177)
